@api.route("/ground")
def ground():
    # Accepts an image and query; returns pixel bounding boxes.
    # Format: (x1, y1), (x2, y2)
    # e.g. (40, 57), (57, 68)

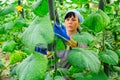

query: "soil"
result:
(0, 48), (11, 80)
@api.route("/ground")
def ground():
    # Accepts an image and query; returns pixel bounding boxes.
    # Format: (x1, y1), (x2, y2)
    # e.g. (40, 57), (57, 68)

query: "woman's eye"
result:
(72, 19), (77, 21)
(66, 18), (70, 21)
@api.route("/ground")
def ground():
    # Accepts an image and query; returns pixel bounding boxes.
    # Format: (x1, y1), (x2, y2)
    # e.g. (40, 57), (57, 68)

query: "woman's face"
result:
(65, 15), (80, 32)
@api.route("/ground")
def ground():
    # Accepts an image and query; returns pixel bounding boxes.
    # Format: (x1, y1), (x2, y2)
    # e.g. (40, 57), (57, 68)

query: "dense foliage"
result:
(0, 0), (120, 80)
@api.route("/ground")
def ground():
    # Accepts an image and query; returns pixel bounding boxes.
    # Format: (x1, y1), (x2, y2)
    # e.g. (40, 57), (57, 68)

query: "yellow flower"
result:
(16, 5), (23, 12)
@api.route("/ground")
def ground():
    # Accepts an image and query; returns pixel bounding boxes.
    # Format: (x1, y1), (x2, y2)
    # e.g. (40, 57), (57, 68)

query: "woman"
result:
(54, 9), (87, 68)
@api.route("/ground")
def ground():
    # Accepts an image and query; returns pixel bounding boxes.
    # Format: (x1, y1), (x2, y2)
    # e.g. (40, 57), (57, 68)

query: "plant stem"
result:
(103, 63), (111, 76)
(102, 29), (105, 51)
(99, 0), (104, 11)
(102, 29), (111, 76)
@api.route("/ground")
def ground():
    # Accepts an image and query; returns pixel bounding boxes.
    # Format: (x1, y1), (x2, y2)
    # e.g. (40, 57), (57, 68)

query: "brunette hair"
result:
(64, 12), (80, 22)
(64, 12), (80, 33)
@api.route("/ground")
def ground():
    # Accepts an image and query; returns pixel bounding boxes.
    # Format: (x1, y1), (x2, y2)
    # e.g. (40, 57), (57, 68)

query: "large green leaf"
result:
(16, 53), (48, 80)
(72, 32), (94, 45)
(21, 15), (54, 52)
(0, 5), (15, 16)
(99, 49), (118, 65)
(83, 12), (103, 32)
(83, 9), (110, 32)
(32, 0), (48, 17)
(67, 48), (100, 73)
(97, 9), (110, 27)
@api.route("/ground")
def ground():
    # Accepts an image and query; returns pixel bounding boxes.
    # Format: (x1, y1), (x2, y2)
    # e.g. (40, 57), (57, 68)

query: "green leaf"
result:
(45, 72), (53, 80)
(22, 47), (32, 55)
(104, 5), (114, 14)
(32, 0), (48, 17)
(67, 48), (100, 73)
(4, 21), (14, 31)
(117, 35), (120, 41)
(21, 15), (54, 52)
(72, 73), (92, 80)
(71, 0), (89, 4)
(0, 5), (15, 16)
(0, 26), (5, 34)
(16, 53), (48, 80)
(113, 24), (120, 32)
(83, 12), (103, 32)
(69, 66), (83, 73)
(13, 19), (27, 30)
(0, 60), (6, 69)
(54, 76), (65, 80)
(10, 50), (27, 65)
(57, 68), (70, 76)
(2, 40), (16, 52)
(55, 38), (66, 51)
(90, 70), (109, 80)
(113, 66), (120, 74)
(97, 9), (110, 27)
(72, 32), (94, 45)
(73, 70), (109, 80)
(83, 9), (110, 32)
(116, 49), (120, 57)
(99, 49), (118, 65)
